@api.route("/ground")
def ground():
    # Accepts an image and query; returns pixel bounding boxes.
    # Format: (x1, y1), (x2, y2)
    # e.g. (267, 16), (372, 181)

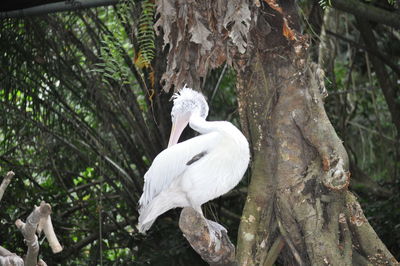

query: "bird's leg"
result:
(204, 218), (228, 247)
(188, 205), (228, 247)
(192, 205), (227, 234)
(193, 206), (204, 216)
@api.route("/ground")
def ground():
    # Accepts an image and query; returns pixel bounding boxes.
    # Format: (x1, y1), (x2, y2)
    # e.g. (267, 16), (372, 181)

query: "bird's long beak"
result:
(167, 117), (189, 147)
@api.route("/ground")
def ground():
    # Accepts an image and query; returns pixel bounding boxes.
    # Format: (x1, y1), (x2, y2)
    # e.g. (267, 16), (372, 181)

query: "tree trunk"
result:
(155, 0), (399, 264)
(235, 2), (398, 265)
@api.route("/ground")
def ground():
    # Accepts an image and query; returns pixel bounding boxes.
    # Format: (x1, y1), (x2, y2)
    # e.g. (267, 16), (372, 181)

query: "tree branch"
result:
(179, 208), (237, 266)
(37, 211), (63, 253)
(61, 218), (131, 258)
(276, 218), (303, 266)
(15, 202), (62, 266)
(0, 0), (119, 19)
(0, 171), (15, 203)
(331, 0), (400, 29)
(263, 235), (285, 266)
(15, 204), (47, 266)
(350, 163), (392, 199)
(325, 30), (400, 77)
(0, 246), (23, 266)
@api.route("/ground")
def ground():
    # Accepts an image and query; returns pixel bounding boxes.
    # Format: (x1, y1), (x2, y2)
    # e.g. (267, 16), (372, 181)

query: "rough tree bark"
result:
(153, 0), (399, 265)
(179, 208), (236, 265)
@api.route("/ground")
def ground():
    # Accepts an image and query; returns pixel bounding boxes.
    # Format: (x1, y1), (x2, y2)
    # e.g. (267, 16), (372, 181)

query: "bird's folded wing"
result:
(139, 132), (220, 207)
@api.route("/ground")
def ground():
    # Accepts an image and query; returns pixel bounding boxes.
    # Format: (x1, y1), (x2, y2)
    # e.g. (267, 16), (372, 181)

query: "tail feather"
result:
(138, 191), (187, 233)
(137, 218), (156, 234)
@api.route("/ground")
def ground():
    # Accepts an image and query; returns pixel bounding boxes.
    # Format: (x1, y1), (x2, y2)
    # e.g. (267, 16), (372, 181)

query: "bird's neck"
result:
(189, 115), (212, 134)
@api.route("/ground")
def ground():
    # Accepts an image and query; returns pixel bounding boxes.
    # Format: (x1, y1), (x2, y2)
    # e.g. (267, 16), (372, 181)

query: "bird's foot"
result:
(205, 219), (228, 247)
(205, 219), (227, 233)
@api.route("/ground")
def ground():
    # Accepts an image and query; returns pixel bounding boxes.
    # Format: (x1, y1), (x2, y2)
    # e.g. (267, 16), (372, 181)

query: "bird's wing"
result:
(139, 132), (221, 208)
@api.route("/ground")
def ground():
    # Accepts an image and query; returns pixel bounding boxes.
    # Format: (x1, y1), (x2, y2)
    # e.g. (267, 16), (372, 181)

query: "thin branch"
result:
(220, 206), (241, 221)
(62, 218), (131, 258)
(46, 15), (160, 164)
(347, 121), (398, 144)
(263, 235), (285, 266)
(326, 30), (400, 77)
(210, 63), (228, 105)
(356, 17), (400, 136)
(276, 218), (303, 266)
(0, 157), (44, 190)
(350, 162), (392, 199)
(67, 180), (103, 194)
(3, 101), (137, 205)
(329, 87), (372, 95)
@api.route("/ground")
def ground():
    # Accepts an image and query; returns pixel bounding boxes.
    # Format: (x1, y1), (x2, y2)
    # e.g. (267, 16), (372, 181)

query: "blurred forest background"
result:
(0, 0), (399, 265)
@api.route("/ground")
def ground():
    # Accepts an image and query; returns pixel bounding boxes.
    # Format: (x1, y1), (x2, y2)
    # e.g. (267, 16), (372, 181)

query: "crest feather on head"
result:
(170, 85), (209, 119)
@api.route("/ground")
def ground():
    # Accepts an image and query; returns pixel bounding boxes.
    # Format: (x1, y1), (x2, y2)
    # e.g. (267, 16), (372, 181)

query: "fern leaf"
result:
(136, 0), (155, 68)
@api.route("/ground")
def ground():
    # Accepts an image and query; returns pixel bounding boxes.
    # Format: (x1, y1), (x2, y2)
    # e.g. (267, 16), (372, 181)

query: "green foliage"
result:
(318, 0), (331, 9)
(1, 0), (399, 264)
(0, 3), (149, 264)
(136, 0), (156, 68)
(0, 1), (242, 264)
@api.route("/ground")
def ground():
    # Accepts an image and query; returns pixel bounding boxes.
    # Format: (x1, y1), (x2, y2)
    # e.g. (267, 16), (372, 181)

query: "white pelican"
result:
(138, 86), (250, 233)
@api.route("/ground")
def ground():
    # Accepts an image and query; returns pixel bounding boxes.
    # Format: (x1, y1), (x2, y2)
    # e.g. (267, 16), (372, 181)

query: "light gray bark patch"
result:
(186, 151), (207, 165)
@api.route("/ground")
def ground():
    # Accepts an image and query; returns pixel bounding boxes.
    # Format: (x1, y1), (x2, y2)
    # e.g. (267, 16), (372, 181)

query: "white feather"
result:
(137, 87), (250, 233)
(138, 132), (220, 208)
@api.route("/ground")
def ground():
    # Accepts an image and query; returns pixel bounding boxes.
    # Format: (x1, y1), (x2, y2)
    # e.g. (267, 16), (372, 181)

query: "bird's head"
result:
(168, 85), (209, 147)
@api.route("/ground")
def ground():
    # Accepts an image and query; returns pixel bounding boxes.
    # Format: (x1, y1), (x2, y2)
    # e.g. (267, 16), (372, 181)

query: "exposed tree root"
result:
(346, 192), (399, 265)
